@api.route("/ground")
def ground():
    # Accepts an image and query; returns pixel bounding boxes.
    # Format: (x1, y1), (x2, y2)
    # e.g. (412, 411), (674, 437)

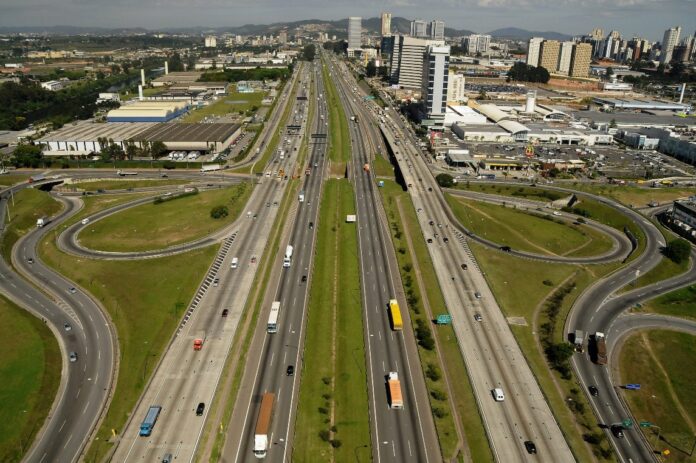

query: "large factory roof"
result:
(107, 101), (189, 122)
(592, 97), (691, 111)
(152, 72), (204, 84)
(135, 123), (241, 143)
(476, 104), (511, 123)
(39, 122), (156, 143)
(572, 110), (696, 128)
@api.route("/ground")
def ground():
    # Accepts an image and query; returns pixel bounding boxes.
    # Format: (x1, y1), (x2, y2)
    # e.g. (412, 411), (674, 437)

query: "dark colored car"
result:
(286, 365), (295, 376)
(524, 441), (537, 454)
(196, 402), (205, 416)
(221, 309), (229, 317)
(500, 246), (512, 252)
(309, 222), (314, 229)
(429, 221), (434, 226)
(589, 385), (599, 396)
(611, 425), (624, 438)
(301, 275), (307, 283)
(443, 237), (449, 243)
(427, 238), (433, 243)
(461, 264), (468, 270)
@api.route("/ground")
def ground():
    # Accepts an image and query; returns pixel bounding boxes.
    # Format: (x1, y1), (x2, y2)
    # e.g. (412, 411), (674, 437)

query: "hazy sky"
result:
(1, 0), (694, 40)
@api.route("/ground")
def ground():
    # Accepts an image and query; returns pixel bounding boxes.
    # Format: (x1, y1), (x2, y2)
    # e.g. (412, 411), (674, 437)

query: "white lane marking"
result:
(63, 434), (72, 449)
(82, 401), (90, 415)
(58, 419), (67, 433)
(270, 352), (275, 367)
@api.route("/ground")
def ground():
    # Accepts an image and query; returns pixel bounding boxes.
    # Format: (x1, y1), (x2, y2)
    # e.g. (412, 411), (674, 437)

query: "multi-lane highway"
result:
(326, 53), (440, 462)
(225, 60), (327, 463)
(334, 59), (575, 461)
(0, 184), (116, 463)
(109, 63), (310, 462)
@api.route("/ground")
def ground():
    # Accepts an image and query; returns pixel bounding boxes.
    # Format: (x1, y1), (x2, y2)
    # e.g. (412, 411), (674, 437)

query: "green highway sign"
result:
(436, 314), (452, 325)
(639, 421), (652, 428)
(622, 419), (634, 428)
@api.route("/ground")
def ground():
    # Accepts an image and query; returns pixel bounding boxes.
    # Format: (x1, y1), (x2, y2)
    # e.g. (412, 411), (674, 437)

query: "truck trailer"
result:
(387, 372), (403, 409)
(253, 393), (275, 458)
(594, 332), (607, 365)
(283, 245), (293, 268)
(139, 405), (162, 436)
(200, 164), (222, 173)
(193, 331), (207, 351)
(574, 329), (585, 353)
(116, 170), (138, 176)
(36, 216), (48, 228)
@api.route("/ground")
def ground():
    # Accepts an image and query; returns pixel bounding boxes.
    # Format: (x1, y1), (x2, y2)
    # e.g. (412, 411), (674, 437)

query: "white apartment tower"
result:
(410, 19), (428, 38)
(660, 26), (682, 64)
(422, 45), (451, 120)
(430, 20), (445, 41)
(381, 13), (392, 37)
(391, 36), (445, 89)
(348, 16), (362, 52)
(527, 37), (544, 66)
(447, 72), (466, 102)
(204, 35), (217, 48)
(557, 41), (575, 74)
(465, 34), (491, 54)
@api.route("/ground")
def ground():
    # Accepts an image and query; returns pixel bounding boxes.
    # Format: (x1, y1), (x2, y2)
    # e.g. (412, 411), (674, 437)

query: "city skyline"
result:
(1, 0), (693, 41)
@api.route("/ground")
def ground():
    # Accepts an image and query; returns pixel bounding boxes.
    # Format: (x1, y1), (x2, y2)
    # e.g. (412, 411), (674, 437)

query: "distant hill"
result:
(487, 27), (573, 41)
(0, 25), (149, 35)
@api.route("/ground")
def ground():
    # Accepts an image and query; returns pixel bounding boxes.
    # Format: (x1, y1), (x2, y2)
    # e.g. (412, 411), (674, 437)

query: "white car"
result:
(492, 388), (505, 402)
(81, 218), (90, 225)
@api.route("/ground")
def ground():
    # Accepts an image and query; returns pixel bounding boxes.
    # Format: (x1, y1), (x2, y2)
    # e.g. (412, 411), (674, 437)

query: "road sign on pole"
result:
(436, 314), (452, 325)
(639, 421), (652, 428)
(623, 419), (634, 428)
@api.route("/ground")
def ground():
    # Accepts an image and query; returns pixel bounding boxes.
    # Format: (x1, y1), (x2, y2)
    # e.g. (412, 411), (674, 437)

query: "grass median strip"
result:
(78, 183), (252, 252)
(66, 179), (188, 191)
(321, 63), (351, 171)
(380, 180), (492, 462)
(38, 195), (219, 462)
(619, 330), (696, 462)
(293, 179), (370, 462)
(0, 295), (60, 463)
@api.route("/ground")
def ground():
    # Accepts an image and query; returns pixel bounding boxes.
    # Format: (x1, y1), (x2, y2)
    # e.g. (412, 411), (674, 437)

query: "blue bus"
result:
(139, 405), (162, 436)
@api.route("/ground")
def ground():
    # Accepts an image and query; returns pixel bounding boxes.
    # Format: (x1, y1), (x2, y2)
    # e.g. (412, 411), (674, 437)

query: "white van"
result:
(231, 257), (239, 269)
(492, 388), (505, 402)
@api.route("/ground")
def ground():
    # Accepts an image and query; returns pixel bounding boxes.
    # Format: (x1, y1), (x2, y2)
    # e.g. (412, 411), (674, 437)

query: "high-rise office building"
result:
(527, 37), (544, 66)
(279, 30), (288, 44)
(464, 34), (491, 55)
(410, 19), (428, 38)
(422, 45), (450, 119)
(569, 43), (592, 77)
(391, 35), (445, 89)
(447, 72), (466, 102)
(204, 35), (217, 48)
(348, 16), (362, 51)
(557, 42), (575, 74)
(539, 40), (560, 72)
(590, 28), (604, 40)
(430, 20), (445, 41)
(381, 12), (392, 37)
(660, 26), (682, 64)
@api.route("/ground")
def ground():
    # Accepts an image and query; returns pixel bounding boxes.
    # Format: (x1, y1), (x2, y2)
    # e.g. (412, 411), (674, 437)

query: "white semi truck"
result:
(283, 245), (293, 268)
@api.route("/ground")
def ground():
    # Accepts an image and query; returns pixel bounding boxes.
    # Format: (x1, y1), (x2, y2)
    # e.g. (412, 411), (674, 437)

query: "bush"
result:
(542, 279), (554, 286)
(210, 205), (229, 219)
(322, 376), (331, 385)
(425, 363), (441, 382)
(663, 238), (691, 264)
(319, 430), (330, 441)
(432, 407), (447, 419)
(435, 173), (454, 188)
(162, 160), (176, 169)
(318, 407), (329, 415)
(330, 439), (342, 448)
(430, 389), (447, 401)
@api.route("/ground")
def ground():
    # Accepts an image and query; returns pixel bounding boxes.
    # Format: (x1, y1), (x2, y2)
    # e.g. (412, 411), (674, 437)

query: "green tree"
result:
(301, 44), (316, 61)
(435, 173), (454, 188)
(365, 60), (377, 78)
(12, 143), (44, 168)
(210, 205), (229, 219)
(149, 141), (167, 159)
(663, 238), (691, 264)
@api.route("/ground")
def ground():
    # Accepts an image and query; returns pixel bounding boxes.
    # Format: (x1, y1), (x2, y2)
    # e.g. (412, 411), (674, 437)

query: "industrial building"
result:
(106, 101), (190, 123)
(152, 72), (204, 87)
(39, 121), (241, 155)
(672, 199), (696, 231)
(592, 97), (692, 112)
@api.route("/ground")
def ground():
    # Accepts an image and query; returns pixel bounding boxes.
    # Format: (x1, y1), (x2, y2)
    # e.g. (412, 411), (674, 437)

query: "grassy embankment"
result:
(446, 195), (614, 257)
(78, 183), (251, 252)
(38, 193), (233, 461)
(380, 180), (492, 463)
(293, 179), (370, 462)
(0, 174), (29, 187)
(67, 179), (188, 191)
(566, 183), (696, 208)
(181, 90), (265, 123)
(619, 330), (696, 462)
(0, 188), (63, 262)
(321, 63), (351, 175)
(640, 285), (696, 320)
(0, 294), (60, 463)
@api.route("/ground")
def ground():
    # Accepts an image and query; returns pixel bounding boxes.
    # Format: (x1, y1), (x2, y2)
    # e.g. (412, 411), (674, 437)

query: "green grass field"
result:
(0, 295), (60, 463)
(565, 183), (696, 208)
(78, 183), (252, 252)
(642, 285), (696, 320)
(471, 242), (619, 461)
(380, 180), (491, 462)
(0, 188), (63, 262)
(447, 195), (614, 257)
(321, 62), (351, 171)
(630, 254), (690, 290)
(38, 195), (219, 461)
(372, 154), (395, 180)
(68, 179), (188, 191)
(181, 90), (265, 123)
(619, 330), (696, 462)
(0, 174), (29, 187)
(293, 179), (370, 462)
